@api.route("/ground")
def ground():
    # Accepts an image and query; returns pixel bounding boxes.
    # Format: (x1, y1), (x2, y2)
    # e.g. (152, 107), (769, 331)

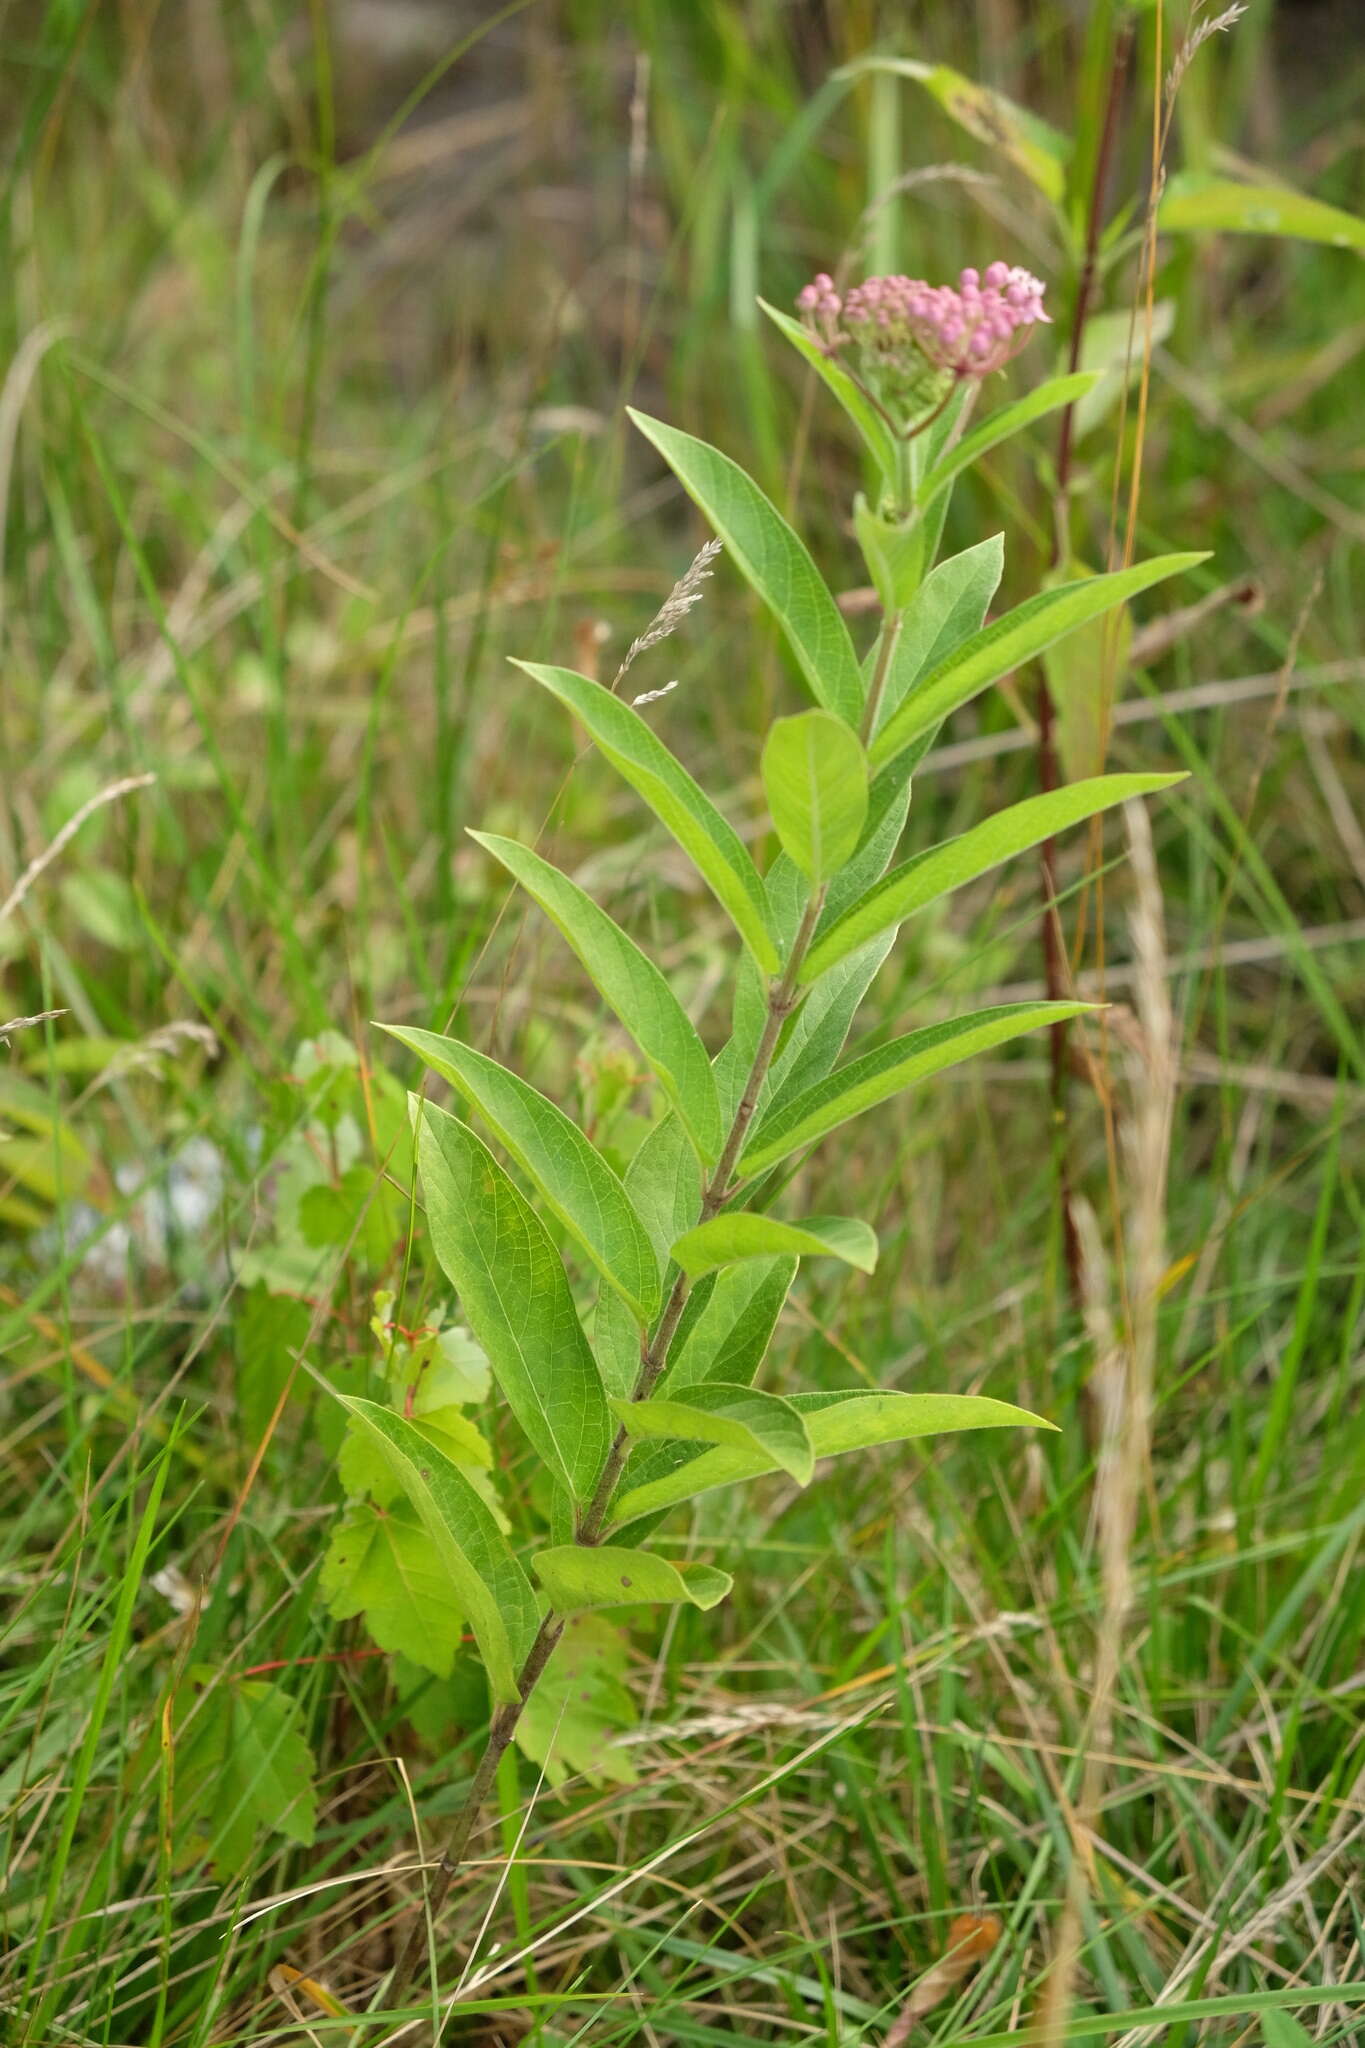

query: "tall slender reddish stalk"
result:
(1039, 17), (1136, 1313)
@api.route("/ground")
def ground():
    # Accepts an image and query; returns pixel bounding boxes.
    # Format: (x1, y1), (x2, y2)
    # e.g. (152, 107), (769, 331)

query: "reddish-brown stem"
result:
(240, 1647), (391, 1679)
(1055, 17), (1137, 540)
(1039, 18), (1136, 1316)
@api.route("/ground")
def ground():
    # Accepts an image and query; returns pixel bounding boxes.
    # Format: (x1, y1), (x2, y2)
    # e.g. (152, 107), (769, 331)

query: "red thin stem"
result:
(1040, 18), (1136, 1316)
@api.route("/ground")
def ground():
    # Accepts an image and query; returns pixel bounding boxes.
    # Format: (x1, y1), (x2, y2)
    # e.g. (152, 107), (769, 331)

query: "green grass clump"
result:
(2, 4), (1363, 2041)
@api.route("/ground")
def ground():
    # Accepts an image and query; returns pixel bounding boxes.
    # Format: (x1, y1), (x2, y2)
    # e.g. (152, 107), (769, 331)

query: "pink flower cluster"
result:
(797, 262), (1050, 381)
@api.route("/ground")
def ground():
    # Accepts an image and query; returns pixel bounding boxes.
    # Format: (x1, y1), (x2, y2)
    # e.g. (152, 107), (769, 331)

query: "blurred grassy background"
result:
(2, 2), (1363, 2041)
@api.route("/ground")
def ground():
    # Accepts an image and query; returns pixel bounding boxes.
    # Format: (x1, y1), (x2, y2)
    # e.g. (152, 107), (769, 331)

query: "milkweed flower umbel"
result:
(797, 262), (1051, 428)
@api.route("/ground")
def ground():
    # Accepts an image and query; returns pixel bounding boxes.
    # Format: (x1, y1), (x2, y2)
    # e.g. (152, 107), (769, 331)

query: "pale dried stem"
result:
(0, 320), (74, 636)
(1165, 4), (1248, 112)
(1111, 1813), (1365, 2048)
(611, 538), (723, 692)
(0, 774), (157, 927)
(1041, 803), (1177, 2045)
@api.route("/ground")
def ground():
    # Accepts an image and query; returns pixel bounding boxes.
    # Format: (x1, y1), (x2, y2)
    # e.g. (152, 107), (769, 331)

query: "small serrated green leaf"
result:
(336, 1405), (490, 1506)
(173, 1673), (317, 1878)
(515, 1613), (638, 1788)
(337, 1395), (540, 1702)
(391, 1654), (463, 1748)
(320, 1498), (467, 1676)
(761, 711), (868, 885)
(532, 1544), (732, 1612)
(235, 1286), (312, 1445)
(517, 664), (778, 973)
(423, 1325), (491, 1407)
(628, 409), (864, 724)
(297, 1162), (401, 1262)
(671, 1212), (878, 1278)
(471, 832), (723, 1165)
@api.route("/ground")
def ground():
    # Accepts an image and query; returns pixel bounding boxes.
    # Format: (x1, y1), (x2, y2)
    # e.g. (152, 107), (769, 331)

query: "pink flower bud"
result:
(797, 258), (1050, 397)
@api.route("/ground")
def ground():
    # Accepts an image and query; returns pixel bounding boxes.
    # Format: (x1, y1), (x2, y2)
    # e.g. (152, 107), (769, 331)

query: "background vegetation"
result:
(1, 1), (1362, 2041)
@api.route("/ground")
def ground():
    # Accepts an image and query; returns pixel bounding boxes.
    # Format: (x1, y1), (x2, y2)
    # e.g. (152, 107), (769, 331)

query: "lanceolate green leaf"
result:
(623, 1113), (703, 1264)
(533, 1544), (732, 1612)
(846, 56), (1070, 201)
(759, 299), (899, 489)
(609, 1387), (1049, 1529)
(471, 832), (723, 1165)
(1159, 172), (1365, 252)
(623, 1258), (799, 1544)
(665, 1256), (797, 1394)
(765, 932), (898, 1112)
(873, 532), (1004, 733)
(337, 1396), (540, 1703)
(804, 771), (1184, 981)
(627, 408), (864, 725)
(611, 1382), (814, 1486)
(382, 1025), (661, 1322)
(416, 1101), (613, 1505)
(593, 1114), (704, 1399)
(916, 373), (1101, 507)
(796, 1387), (1055, 1451)
(761, 711), (868, 883)
(870, 554), (1207, 772)
(518, 662), (778, 973)
(824, 774), (913, 924)
(672, 1212), (878, 1278)
(740, 1002), (1093, 1175)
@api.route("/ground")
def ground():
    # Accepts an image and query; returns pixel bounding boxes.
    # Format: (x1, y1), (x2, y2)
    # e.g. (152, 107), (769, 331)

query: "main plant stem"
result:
(385, 1610), (563, 2004)
(580, 883), (824, 1539)
(860, 607), (903, 744)
(385, 888), (827, 2011)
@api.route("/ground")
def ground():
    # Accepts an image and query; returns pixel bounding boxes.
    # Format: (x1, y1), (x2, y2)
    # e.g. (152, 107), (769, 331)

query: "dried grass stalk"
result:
(611, 538), (723, 691)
